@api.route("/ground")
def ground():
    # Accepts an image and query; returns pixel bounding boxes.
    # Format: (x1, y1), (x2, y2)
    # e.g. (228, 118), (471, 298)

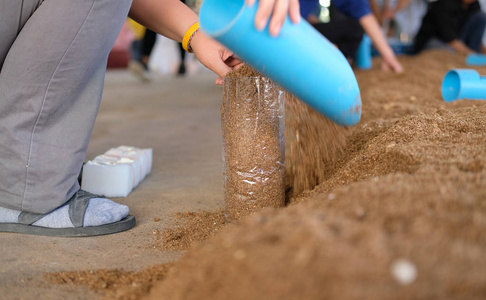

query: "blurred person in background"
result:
(300, 0), (404, 72)
(128, 0), (200, 79)
(392, 0), (486, 54)
(370, 0), (427, 43)
(128, 26), (157, 81)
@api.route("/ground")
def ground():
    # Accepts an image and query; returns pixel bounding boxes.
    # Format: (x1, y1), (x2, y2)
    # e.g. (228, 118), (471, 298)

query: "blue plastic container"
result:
(199, 0), (361, 126)
(441, 69), (486, 102)
(355, 34), (372, 70)
(466, 54), (486, 66)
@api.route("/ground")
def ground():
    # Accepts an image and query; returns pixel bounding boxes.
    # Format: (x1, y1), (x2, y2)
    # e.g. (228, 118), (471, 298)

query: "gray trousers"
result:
(0, 0), (132, 214)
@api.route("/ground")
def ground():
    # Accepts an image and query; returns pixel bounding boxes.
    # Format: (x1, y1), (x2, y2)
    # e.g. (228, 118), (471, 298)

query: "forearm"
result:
(368, 0), (382, 24)
(129, 0), (198, 43)
(360, 13), (403, 72)
(383, 0), (390, 11)
(359, 14), (394, 60)
(394, 0), (411, 13)
(448, 39), (476, 55)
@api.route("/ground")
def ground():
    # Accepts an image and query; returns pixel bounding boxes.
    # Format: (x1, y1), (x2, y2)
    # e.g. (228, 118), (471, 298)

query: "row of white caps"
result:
(81, 146), (153, 197)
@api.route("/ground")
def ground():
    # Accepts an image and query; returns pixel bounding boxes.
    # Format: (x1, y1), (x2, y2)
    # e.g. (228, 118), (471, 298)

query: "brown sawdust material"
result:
(44, 264), (172, 300)
(148, 166), (486, 300)
(144, 50), (486, 299)
(291, 50), (486, 203)
(45, 211), (226, 300)
(151, 211), (227, 251)
(284, 94), (349, 196)
(225, 65), (350, 198)
(222, 65), (286, 221)
(46, 50), (486, 300)
(225, 63), (261, 77)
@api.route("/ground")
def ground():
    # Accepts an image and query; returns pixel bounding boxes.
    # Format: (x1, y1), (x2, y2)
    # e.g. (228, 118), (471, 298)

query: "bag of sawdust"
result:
(222, 66), (286, 221)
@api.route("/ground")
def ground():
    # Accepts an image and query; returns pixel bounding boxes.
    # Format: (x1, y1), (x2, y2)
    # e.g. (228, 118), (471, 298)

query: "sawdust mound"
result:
(147, 108), (486, 300)
(144, 50), (486, 299)
(45, 264), (172, 300)
(151, 211), (226, 251)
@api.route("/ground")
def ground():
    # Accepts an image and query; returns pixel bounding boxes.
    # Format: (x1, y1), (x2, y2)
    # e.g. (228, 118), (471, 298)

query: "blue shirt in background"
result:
(299, 0), (320, 19)
(299, 0), (372, 20)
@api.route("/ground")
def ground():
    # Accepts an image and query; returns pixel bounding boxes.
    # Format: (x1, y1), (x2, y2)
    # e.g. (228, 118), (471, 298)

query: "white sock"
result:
(0, 207), (21, 223)
(0, 198), (129, 228)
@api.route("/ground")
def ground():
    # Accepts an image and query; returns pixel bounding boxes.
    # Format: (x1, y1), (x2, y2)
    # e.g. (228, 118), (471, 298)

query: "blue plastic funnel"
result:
(466, 54), (486, 66)
(355, 34), (372, 70)
(199, 0), (361, 126)
(441, 69), (486, 102)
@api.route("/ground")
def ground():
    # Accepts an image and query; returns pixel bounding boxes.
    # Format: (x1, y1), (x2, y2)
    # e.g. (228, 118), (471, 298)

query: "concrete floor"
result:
(0, 69), (226, 299)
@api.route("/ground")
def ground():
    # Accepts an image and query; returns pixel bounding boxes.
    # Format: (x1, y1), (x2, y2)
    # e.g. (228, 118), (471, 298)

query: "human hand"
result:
(381, 56), (404, 73)
(190, 31), (244, 85)
(246, 0), (301, 37)
(382, 7), (395, 21)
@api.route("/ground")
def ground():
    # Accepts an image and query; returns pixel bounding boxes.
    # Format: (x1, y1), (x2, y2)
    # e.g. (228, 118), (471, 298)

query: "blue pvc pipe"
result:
(466, 54), (486, 66)
(441, 69), (486, 102)
(355, 34), (372, 70)
(199, 0), (361, 126)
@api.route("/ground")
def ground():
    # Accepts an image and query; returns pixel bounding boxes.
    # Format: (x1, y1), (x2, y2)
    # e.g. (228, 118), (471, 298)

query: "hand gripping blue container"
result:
(441, 69), (486, 102)
(199, 0), (362, 126)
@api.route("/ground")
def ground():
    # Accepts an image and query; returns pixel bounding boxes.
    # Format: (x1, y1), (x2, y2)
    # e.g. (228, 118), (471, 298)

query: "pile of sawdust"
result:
(144, 102), (486, 300)
(44, 264), (172, 300)
(45, 211), (226, 300)
(151, 211), (226, 251)
(144, 50), (486, 299)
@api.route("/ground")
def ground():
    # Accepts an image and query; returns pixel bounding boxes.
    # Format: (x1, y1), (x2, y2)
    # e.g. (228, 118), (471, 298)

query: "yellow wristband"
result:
(182, 22), (200, 53)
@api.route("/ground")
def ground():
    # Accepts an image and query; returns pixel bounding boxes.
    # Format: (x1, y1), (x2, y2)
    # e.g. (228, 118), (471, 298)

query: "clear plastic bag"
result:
(222, 76), (286, 221)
